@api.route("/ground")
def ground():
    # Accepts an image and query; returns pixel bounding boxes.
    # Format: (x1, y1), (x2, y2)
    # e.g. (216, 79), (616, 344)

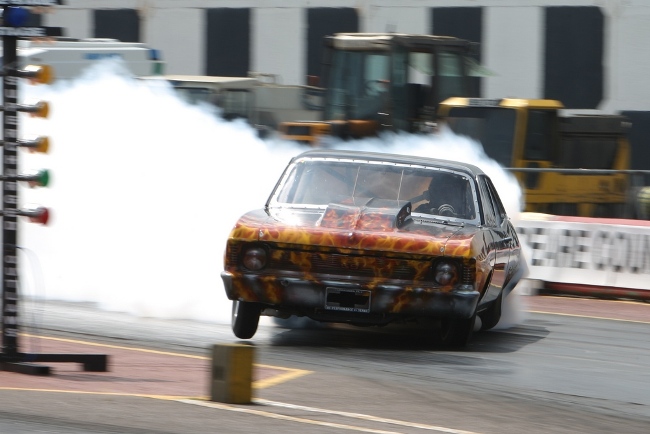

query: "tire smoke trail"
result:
(19, 61), (526, 325)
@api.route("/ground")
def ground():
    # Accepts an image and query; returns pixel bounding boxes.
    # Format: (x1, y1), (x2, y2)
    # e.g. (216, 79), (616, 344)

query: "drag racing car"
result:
(221, 150), (525, 347)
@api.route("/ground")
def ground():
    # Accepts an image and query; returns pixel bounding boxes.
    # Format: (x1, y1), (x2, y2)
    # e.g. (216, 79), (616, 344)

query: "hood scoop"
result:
(319, 199), (412, 230)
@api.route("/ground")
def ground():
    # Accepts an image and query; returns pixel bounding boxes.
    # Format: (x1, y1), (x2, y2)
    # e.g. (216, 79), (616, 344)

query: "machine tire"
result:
(232, 300), (261, 339)
(479, 290), (503, 331)
(439, 315), (476, 348)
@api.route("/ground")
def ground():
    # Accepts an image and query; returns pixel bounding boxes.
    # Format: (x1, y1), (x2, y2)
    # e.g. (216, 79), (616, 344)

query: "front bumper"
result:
(221, 271), (480, 324)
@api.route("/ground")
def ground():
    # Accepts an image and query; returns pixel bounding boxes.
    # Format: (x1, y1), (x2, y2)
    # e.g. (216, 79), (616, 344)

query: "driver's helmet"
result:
(422, 172), (468, 218)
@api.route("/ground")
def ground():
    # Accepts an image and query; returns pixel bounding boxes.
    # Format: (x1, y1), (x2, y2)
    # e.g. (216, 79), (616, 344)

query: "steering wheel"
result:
(437, 204), (456, 217)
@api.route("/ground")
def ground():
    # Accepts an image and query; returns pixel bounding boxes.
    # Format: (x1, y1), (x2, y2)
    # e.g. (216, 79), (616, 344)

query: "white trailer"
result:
(140, 74), (323, 134)
(13, 38), (164, 80)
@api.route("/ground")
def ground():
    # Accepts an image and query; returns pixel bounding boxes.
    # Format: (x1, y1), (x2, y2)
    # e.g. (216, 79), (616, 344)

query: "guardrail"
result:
(506, 168), (650, 220)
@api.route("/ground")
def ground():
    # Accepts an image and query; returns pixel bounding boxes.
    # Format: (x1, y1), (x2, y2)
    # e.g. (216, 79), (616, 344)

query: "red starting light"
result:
(19, 207), (50, 225)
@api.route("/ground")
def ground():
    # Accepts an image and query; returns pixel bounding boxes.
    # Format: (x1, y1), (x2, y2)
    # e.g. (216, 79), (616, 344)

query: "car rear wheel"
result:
(479, 290), (503, 331)
(439, 315), (476, 348)
(232, 300), (261, 339)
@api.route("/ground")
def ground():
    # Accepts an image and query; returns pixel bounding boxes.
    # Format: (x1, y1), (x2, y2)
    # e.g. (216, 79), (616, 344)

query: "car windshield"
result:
(269, 158), (478, 222)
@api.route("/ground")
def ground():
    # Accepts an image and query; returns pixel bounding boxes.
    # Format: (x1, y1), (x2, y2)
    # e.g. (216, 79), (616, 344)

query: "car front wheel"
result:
(232, 300), (261, 339)
(479, 290), (503, 331)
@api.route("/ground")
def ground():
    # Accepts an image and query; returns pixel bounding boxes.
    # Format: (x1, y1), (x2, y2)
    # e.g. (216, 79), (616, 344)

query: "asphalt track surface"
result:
(1, 294), (650, 434)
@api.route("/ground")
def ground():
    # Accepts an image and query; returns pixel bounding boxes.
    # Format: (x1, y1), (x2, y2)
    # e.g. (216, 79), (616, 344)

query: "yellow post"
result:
(209, 344), (254, 404)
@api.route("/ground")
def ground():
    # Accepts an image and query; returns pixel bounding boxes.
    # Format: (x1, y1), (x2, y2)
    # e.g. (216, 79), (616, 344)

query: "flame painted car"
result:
(222, 149), (525, 347)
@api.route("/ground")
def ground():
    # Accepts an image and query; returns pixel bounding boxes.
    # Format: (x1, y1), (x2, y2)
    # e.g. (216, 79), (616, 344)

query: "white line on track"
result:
(528, 310), (650, 324)
(179, 398), (480, 434)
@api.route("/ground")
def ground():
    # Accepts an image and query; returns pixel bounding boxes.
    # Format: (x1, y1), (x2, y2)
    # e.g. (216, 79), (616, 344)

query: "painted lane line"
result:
(178, 398), (401, 434)
(21, 333), (206, 359)
(18, 333), (313, 389)
(528, 310), (650, 325)
(0, 388), (197, 400)
(255, 399), (480, 434)
(253, 364), (312, 389)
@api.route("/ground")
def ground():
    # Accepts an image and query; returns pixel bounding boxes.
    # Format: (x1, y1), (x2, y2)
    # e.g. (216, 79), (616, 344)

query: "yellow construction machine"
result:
(437, 97), (631, 217)
(278, 32), (640, 219)
(278, 32), (482, 145)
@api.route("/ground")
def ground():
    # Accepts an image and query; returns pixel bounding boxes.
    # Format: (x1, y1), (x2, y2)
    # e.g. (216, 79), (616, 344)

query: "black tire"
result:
(439, 315), (476, 348)
(231, 300), (261, 339)
(479, 290), (503, 331)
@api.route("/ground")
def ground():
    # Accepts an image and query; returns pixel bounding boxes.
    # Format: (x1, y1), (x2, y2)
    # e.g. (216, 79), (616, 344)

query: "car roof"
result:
(292, 149), (486, 177)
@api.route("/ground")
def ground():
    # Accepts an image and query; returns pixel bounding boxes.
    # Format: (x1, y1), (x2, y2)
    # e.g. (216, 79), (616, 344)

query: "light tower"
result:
(0, 1), (108, 376)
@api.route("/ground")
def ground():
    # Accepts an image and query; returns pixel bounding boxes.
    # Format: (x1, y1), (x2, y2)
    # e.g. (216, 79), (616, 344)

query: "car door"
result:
(478, 175), (511, 303)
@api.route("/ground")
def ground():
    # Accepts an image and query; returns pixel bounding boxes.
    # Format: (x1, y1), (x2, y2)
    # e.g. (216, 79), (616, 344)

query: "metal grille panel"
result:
(269, 251), (425, 280)
(228, 243), (473, 284)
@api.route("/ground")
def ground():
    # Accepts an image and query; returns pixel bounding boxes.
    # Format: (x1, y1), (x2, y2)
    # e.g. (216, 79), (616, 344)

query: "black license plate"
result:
(325, 288), (371, 313)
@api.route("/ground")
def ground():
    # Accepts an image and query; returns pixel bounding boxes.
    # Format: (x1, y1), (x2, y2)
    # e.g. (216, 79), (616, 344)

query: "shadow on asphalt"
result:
(267, 318), (549, 354)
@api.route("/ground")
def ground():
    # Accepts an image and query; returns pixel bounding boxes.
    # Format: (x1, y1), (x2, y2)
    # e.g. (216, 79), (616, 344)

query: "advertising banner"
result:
(516, 214), (650, 292)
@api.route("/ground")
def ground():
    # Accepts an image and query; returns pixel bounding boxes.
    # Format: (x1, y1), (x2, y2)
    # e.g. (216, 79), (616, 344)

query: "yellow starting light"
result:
(18, 64), (54, 85)
(18, 101), (50, 118)
(18, 136), (50, 154)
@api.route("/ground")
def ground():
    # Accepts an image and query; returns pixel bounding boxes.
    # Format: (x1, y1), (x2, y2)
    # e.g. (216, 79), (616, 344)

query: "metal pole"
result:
(1, 8), (20, 360)
(0, 1), (108, 375)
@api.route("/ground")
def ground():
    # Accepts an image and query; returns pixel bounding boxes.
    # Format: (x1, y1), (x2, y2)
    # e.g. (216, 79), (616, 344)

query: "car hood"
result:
(229, 200), (482, 257)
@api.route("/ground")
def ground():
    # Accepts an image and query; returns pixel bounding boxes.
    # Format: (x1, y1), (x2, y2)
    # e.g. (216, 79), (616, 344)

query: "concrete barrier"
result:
(516, 213), (650, 300)
(209, 344), (254, 404)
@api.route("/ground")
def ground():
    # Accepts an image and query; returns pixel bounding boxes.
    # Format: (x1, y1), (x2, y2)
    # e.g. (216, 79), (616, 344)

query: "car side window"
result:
(478, 177), (497, 227)
(484, 176), (507, 227)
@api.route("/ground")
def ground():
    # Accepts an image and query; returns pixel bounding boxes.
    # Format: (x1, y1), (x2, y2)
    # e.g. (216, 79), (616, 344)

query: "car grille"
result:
(462, 265), (475, 284)
(270, 251), (427, 280)
(227, 243), (474, 284)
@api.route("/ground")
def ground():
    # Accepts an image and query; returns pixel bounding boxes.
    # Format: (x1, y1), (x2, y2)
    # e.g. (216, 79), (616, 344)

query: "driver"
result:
(414, 173), (469, 218)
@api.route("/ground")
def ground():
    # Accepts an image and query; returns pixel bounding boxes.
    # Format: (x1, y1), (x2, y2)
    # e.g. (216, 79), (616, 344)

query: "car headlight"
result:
(433, 260), (458, 285)
(242, 245), (268, 271)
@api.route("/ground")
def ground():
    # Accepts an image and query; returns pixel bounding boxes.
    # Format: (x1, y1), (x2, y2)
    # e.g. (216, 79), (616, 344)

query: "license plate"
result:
(325, 288), (371, 313)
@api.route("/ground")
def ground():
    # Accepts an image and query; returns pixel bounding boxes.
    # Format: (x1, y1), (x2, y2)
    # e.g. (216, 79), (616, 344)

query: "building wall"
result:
(145, 8), (204, 75)
(483, 6), (543, 100)
(43, 1), (650, 108)
(42, 0), (650, 163)
(251, 8), (303, 85)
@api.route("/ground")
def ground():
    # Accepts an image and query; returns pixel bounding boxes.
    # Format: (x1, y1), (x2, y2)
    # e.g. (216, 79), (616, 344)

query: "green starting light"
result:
(38, 169), (50, 187)
(1, 169), (50, 187)
(21, 169), (50, 188)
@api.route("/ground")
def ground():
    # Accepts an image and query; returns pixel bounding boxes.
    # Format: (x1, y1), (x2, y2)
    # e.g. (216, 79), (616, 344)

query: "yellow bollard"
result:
(209, 344), (254, 404)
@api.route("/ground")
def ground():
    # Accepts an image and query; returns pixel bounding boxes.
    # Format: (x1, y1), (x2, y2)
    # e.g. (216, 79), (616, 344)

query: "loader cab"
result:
(437, 98), (562, 168)
(320, 33), (478, 134)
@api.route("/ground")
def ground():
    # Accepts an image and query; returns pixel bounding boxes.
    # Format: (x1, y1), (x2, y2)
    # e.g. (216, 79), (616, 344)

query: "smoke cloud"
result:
(19, 60), (526, 326)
